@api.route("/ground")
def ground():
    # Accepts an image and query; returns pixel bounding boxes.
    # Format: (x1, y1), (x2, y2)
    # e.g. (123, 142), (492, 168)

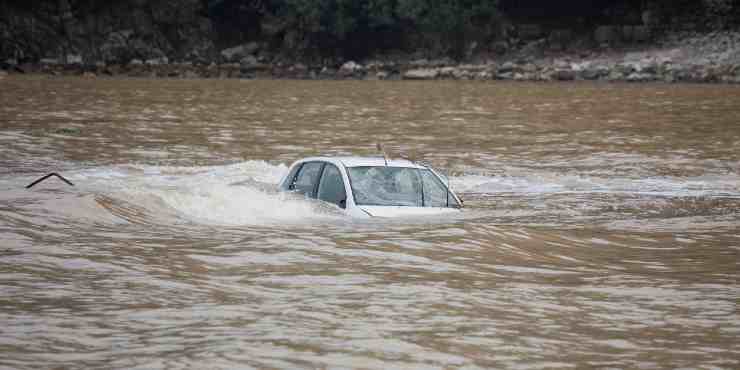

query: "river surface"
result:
(1, 76), (739, 369)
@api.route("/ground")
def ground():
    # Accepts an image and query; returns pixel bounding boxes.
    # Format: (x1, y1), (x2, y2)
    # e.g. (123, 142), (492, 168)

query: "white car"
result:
(279, 156), (462, 217)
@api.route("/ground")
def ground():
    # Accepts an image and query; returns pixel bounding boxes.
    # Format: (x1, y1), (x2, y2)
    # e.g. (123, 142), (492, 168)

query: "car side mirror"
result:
(339, 199), (346, 209)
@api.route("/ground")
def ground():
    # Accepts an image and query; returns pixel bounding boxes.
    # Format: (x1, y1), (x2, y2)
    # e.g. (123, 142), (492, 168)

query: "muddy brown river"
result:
(1, 76), (739, 369)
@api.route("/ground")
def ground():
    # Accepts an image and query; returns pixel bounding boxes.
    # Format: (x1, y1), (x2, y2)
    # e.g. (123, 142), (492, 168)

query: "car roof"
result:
(295, 156), (428, 169)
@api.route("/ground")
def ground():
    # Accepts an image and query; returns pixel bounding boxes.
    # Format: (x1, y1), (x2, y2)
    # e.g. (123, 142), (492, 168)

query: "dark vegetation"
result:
(1, 0), (739, 63)
(201, 0), (501, 59)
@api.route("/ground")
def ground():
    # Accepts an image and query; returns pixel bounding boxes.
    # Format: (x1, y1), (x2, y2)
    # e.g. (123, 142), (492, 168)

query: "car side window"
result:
(292, 162), (323, 197)
(421, 170), (454, 208)
(317, 164), (347, 208)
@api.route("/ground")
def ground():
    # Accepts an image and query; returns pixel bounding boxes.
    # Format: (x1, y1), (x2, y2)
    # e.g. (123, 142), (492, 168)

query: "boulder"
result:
(439, 66), (457, 78)
(495, 71), (514, 80)
(338, 61), (364, 77)
(607, 70), (625, 81)
(146, 56), (168, 65)
(320, 66), (337, 78)
(473, 70), (493, 80)
(553, 60), (570, 69)
(220, 42), (259, 63)
(239, 55), (258, 68)
(403, 68), (439, 80)
(40, 58), (60, 65)
(66, 54), (83, 65)
(409, 59), (431, 67)
(521, 63), (538, 73)
(626, 72), (656, 82)
(498, 61), (515, 73)
(580, 66), (609, 80)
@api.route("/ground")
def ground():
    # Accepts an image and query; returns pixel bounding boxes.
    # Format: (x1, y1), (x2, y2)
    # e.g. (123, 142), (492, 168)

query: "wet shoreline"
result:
(3, 58), (740, 84)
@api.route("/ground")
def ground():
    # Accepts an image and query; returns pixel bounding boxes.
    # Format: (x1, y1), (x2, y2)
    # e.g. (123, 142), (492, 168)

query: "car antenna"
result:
(376, 143), (389, 166)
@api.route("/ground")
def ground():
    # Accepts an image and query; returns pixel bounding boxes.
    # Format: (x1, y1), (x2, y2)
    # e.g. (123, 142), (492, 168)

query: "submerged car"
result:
(278, 156), (462, 217)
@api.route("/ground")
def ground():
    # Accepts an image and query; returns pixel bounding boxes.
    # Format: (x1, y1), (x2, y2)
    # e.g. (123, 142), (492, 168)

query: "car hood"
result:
(358, 206), (459, 218)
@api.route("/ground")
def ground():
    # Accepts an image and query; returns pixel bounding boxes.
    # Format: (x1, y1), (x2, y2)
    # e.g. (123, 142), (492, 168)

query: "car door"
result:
(317, 163), (347, 209)
(290, 162), (324, 197)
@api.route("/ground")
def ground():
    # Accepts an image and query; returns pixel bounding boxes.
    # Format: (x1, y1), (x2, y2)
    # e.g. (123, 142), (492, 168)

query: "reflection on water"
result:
(1, 76), (739, 369)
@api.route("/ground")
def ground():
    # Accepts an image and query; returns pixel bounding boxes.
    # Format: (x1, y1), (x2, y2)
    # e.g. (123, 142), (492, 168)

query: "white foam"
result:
(451, 170), (740, 198)
(64, 160), (342, 226)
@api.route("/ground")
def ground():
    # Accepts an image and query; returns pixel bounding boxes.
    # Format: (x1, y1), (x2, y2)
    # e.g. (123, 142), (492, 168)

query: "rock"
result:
(641, 61), (658, 74)
(403, 68), (439, 80)
(520, 39), (546, 59)
(239, 55), (258, 68)
(146, 57), (168, 65)
(553, 69), (576, 81)
(581, 66), (609, 80)
(338, 61), (363, 77)
(498, 61), (515, 73)
(220, 42), (259, 63)
(40, 58), (60, 65)
(65, 54), (83, 65)
(626, 72), (656, 82)
(320, 66), (337, 78)
(82, 71), (96, 78)
(553, 60), (570, 69)
(454, 69), (472, 79)
(496, 71), (514, 80)
(376, 71), (389, 80)
(607, 70), (625, 81)
(439, 66), (457, 78)
(521, 63), (538, 73)
(616, 63), (636, 75)
(129, 59), (143, 66)
(473, 70), (493, 80)
(0, 70), (7, 78)
(409, 59), (430, 67)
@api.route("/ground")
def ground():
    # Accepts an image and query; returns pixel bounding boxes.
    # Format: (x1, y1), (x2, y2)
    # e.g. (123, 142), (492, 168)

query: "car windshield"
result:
(347, 166), (457, 207)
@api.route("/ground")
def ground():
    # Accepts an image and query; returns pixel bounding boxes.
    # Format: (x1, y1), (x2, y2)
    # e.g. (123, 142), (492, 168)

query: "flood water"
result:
(1, 76), (739, 369)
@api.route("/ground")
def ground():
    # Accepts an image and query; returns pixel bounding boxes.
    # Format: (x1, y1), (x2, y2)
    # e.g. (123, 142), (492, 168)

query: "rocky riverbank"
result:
(3, 31), (740, 83)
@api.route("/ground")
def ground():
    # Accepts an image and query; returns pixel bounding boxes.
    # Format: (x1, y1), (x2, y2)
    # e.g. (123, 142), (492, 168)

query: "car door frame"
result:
(287, 161), (326, 198)
(316, 161), (350, 209)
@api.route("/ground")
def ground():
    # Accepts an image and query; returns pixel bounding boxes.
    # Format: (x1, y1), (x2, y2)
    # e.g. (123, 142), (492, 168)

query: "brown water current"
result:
(1, 76), (739, 369)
